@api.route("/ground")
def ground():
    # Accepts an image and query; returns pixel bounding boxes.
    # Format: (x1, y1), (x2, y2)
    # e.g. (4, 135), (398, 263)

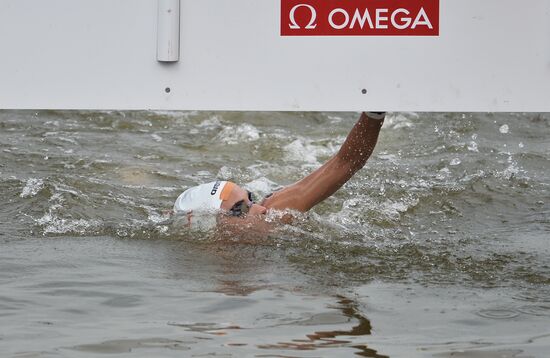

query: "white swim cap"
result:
(173, 181), (236, 231)
(173, 181), (235, 214)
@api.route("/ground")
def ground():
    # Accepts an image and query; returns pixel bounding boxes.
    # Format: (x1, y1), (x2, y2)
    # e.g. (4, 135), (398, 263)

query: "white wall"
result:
(0, 0), (549, 111)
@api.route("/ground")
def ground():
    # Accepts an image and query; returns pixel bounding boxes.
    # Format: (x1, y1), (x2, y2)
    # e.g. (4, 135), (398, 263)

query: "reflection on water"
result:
(161, 240), (388, 356)
(255, 296), (388, 358)
(165, 294), (387, 357)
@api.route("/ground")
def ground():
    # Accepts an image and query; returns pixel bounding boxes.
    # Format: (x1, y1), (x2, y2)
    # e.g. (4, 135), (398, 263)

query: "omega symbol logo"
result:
(289, 4), (317, 29)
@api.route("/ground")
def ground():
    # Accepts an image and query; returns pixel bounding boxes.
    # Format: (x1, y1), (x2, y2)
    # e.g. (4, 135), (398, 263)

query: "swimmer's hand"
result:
(364, 112), (386, 120)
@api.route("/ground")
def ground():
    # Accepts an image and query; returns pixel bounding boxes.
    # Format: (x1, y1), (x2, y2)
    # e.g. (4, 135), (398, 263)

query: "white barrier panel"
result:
(0, 0), (549, 111)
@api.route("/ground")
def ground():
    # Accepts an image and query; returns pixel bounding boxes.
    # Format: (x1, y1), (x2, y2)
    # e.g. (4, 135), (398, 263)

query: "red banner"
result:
(281, 0), (439, 36)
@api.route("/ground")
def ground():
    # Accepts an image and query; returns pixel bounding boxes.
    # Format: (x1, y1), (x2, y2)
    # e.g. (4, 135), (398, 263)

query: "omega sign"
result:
(281, 0), (440, 36)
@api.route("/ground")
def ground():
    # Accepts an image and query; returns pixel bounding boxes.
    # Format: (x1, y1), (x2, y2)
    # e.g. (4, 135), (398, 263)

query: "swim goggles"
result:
(228, 190), (255, 217)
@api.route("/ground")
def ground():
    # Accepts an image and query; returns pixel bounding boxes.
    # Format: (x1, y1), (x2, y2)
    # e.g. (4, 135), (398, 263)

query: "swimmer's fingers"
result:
(364, 112), (386, 121)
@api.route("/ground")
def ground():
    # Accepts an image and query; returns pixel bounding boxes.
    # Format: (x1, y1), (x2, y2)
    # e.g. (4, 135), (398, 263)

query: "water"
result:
(1, 110), (549, 357)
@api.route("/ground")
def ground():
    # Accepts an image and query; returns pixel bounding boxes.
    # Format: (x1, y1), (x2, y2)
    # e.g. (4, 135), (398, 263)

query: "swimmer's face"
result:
(220, 184), (267, 217)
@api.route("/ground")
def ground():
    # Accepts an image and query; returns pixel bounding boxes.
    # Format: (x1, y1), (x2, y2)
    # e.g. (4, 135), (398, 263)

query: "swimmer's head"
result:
(173, 181), (233, 214)
(221, 185), (267, 217)
(173, 181), (267, 229)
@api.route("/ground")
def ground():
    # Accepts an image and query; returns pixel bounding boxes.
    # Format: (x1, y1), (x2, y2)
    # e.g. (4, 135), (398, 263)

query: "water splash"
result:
(20, 178), (44, 198)
(215, 123), (260, 144)
(499, 124), (510, 134)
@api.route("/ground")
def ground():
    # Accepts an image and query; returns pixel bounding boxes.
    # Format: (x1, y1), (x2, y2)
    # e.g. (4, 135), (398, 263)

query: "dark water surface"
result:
(1, 111), (549, 357)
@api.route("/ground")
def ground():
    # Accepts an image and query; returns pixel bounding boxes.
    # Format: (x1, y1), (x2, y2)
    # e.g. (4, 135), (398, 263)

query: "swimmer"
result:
(173, 112), (385, 229)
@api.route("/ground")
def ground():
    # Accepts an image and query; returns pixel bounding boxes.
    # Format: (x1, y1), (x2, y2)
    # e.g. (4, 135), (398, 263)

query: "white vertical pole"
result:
(157, 0), (180, 62)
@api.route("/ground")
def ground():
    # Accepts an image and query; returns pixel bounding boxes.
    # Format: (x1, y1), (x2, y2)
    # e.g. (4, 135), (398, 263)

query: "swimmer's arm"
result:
(263, 112), (384, 212)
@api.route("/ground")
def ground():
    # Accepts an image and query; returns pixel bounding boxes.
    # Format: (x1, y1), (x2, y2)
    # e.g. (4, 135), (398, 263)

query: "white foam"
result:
(436, 167), (451, 180)
(283, 137), (335, 164)
(53, 184), (80, 197)
(141, 205), (167, 224)
(37, 212), (101, 235)
(215, 123), (260, 145)
(20, 178), (44, 198)
(149, 110), (192, 118)
(197, 116), (222, 128)
(450, 158), (461, 166)
(327, 115), (343, 123)
(44, 132), (78, 145)
(121, 184), (178, 192)
(216, 166), (235, 181)
(385, 113), (415, 129)
(244, 177), (280, 198)
(499, 124), (510, 134)
(496, 155), (522, 180)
